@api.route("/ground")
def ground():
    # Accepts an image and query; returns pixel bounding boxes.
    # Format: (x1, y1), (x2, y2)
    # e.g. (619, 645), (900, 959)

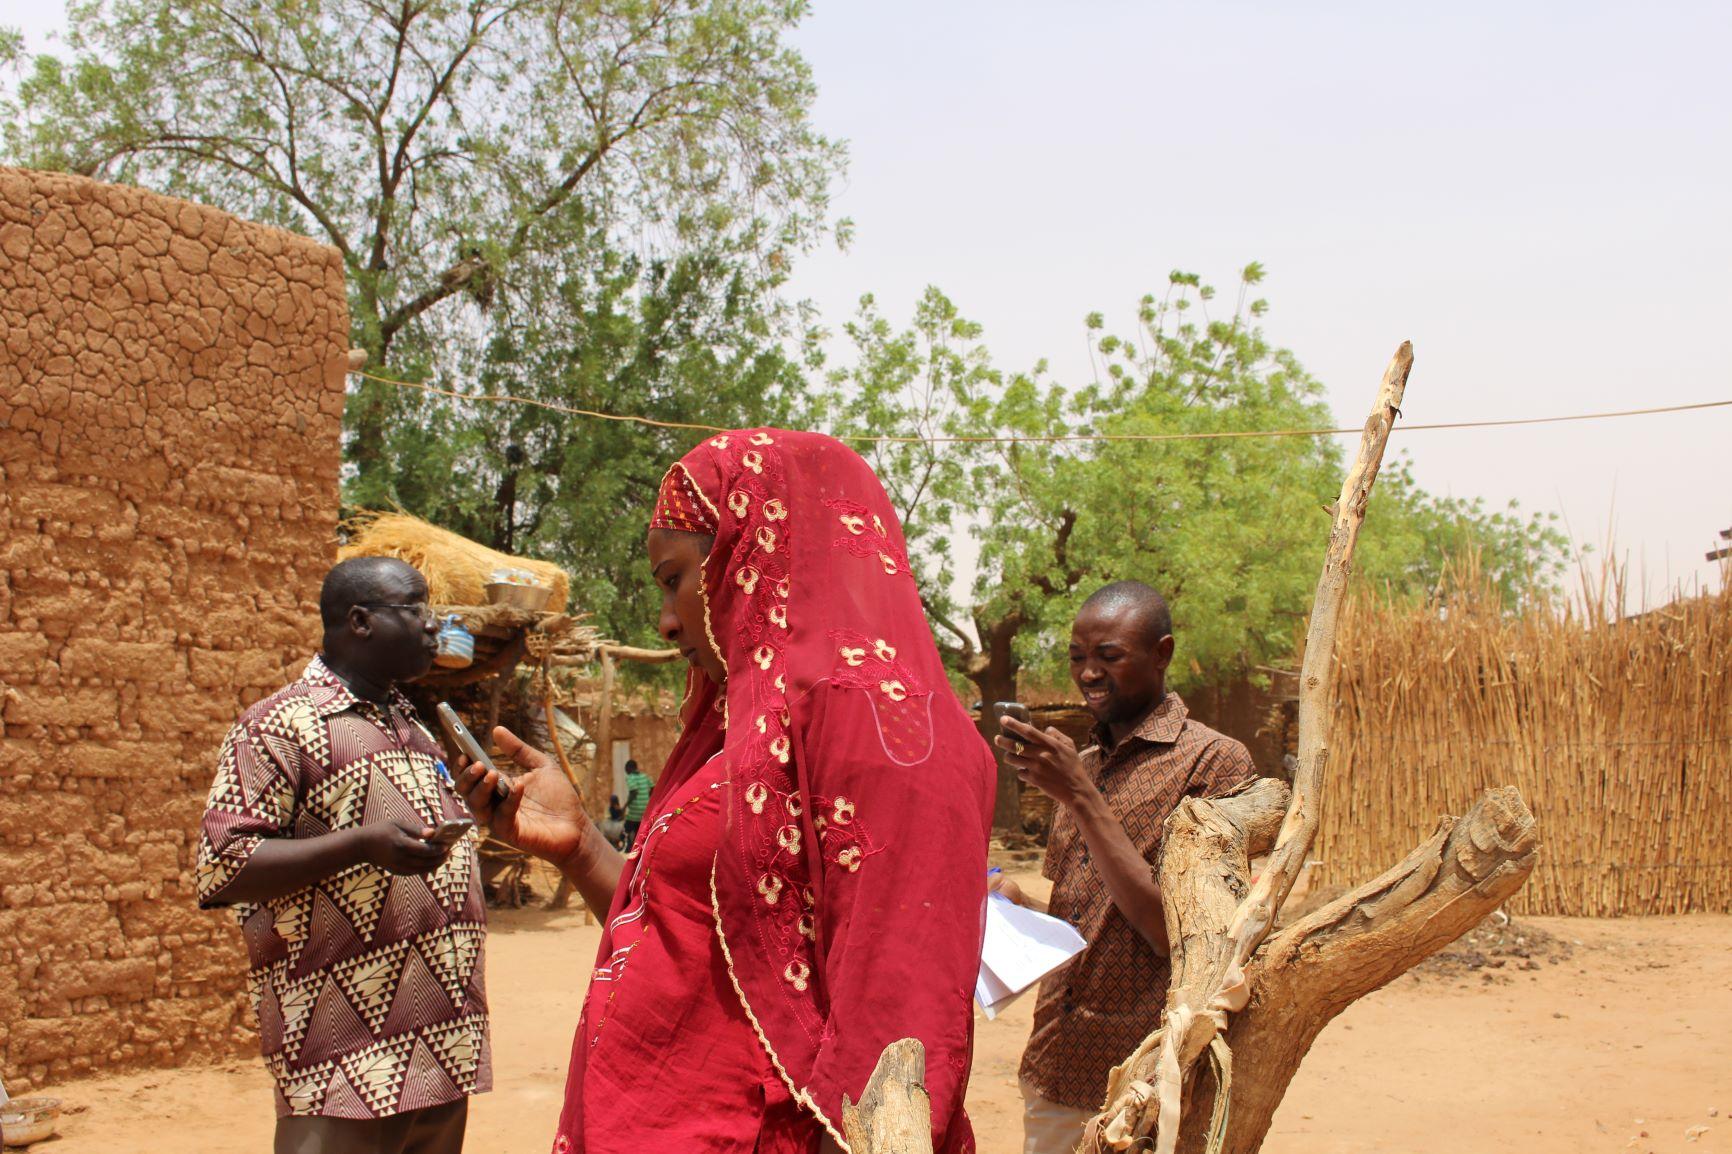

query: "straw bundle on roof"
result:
(338, 511), (570, 611)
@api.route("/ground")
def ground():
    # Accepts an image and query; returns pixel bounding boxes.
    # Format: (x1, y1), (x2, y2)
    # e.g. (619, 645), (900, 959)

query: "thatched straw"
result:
(1316, 552), (1730, 917)
(338, 511), (571, 611)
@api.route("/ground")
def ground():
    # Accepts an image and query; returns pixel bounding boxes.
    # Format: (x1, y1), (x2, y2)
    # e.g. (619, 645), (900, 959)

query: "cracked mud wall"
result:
(0, 168), (348, 1089)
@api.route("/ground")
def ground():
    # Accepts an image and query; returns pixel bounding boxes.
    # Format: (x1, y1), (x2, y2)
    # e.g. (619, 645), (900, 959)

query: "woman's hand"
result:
(994, 716), (1096, 808)
(455, 725), (589, 869)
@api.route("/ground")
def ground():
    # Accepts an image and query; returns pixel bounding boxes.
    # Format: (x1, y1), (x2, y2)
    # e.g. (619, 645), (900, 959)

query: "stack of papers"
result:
(975, 894), (1088, 1019)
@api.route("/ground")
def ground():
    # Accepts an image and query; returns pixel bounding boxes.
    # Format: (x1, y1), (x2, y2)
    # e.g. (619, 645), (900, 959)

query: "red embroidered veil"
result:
(648, 428), (995, 1151)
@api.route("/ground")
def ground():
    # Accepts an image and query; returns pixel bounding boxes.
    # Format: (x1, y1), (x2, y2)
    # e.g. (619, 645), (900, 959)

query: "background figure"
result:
(620, 761), (652, 850)
(997, 580), (1254, 1154)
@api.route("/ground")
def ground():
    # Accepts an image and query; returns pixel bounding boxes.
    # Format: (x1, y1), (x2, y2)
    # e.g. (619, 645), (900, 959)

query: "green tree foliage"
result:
(399, 227), (807, 647)
(3, 0), (842, 504)
(824, 269), (1570, 697)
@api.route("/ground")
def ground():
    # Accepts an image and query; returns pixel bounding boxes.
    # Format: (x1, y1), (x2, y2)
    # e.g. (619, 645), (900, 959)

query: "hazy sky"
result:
(7, 1), (1728, 598)
(783, 1), (1732, 600)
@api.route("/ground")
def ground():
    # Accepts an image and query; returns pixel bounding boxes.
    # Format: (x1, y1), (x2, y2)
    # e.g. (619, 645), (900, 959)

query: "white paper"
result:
(976, 893), (1087, 1018)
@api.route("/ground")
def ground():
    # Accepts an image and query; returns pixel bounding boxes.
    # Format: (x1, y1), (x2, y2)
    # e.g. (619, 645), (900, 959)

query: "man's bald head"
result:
(319, 556), (424, 630)
(1079, 580), (1173, 647)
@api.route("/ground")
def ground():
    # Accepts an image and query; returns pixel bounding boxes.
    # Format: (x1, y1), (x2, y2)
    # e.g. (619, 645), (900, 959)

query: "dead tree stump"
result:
(843, 1039), (935, 1154)
(1085, 343), (1543, 1153)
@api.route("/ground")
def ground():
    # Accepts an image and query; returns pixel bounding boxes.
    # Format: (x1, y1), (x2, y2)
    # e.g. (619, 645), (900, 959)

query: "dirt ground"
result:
(28, 866), (1730, 1154)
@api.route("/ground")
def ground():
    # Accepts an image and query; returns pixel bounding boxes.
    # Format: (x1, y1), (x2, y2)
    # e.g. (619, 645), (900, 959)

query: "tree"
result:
(822, 269), (1571, 828)
(394, 229), (807, 648)
(3, 0), (841, 504)
(1354, 456), (1569, 608)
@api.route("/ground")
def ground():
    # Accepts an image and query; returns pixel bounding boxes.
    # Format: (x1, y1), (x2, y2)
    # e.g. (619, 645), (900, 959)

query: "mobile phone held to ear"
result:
(426, 817), (476, 847)
(993, 701), (1032, 728)
(436, 702), (511, 801)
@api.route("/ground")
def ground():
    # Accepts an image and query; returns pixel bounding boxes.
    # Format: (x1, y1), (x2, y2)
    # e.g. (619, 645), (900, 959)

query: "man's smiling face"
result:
(1068, 599), (1172, 728)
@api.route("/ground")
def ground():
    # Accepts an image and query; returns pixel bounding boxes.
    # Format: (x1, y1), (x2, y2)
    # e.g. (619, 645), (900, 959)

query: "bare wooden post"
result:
(591, 649), (616, 821)
(843, 1039), (935, 1154)
(1080, 341), (1544, 1150)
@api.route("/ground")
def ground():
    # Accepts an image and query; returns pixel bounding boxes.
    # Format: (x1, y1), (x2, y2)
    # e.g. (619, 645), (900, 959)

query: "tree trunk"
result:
(345, 307), (391, 502)
(968, 612), (1025, 832)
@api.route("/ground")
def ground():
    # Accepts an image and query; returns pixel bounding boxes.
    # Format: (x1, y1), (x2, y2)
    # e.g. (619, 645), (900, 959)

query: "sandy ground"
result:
(28, 866), (1730, 1154)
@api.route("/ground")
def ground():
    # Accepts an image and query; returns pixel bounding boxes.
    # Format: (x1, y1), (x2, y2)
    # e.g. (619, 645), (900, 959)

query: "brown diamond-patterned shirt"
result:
(1018, 691), (1254, 1109)
(196, 656), (491, 1119)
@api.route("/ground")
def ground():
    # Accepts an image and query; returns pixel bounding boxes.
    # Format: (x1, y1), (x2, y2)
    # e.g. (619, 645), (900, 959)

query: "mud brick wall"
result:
(0, 168), (349, 1090)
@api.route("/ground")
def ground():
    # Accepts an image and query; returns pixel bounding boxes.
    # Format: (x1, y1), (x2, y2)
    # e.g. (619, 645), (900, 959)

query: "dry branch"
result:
(842, 1039), (934, 1154)
(1172, 786), (1538, 1154)
(1089, 343), (1414, 1152)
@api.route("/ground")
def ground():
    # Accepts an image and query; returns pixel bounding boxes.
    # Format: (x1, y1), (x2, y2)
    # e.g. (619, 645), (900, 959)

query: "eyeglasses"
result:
(358, 602), (435, 623)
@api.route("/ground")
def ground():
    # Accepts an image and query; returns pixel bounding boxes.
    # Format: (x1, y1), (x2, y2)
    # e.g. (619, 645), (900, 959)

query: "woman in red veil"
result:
(457, 429), (996, 1153)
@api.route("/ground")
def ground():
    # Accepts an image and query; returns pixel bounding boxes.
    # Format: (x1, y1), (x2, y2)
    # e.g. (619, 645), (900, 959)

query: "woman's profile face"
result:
(647, 528), (726, 684)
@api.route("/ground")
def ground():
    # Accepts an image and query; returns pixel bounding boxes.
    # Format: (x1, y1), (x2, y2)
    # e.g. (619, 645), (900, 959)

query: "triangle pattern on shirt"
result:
(425, 841), (470, 911)
(273, 897), (312, 951)
(456, 861), (487, 923)
(242, 904), (288, 968)
(396, 1038), (463, 1114)
(361, 768), (426, 834)
(327, 866), (391, 944)
(202, 807), (261, 851)
(330, 941), (408, 1034)
(379, 752), (434, 810)
(328, 715), (381, 773)
(375, 873), (444, 946)
(421, 1019), (479, 1091)
(277, 976), (320, 1056)
(463, 949), (487, 1014)
(306, 771), (366, 832)
(278, 1063), (334, 1116)
(421, 925), (485, 1010)
(256, 978), (285, 1055)
(297, 976), (376, 1068)
(381, 947), (459, 1039)
(321, 1070), (374, 1120)
(291, 889), (367, 980)
(339, 1035), (414, 1116)
(237, 736), (282, 812)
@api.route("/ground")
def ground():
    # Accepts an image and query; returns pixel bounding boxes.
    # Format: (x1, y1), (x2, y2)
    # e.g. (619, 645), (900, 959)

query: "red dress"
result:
(551, 754), (820, 1154)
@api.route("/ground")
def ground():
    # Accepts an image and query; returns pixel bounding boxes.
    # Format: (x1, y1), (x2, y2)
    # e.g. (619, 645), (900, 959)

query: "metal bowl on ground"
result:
(2, 1098), (62, 1147)
(482, 582), (552, 612)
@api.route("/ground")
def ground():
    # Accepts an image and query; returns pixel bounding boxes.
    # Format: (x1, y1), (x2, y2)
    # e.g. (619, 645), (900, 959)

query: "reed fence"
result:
(1315, 562), (1731, 916)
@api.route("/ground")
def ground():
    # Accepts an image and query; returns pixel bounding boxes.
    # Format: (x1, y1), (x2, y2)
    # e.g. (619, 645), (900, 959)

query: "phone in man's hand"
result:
(993, 701), (1032, 727)
(436, 702), (511, 800)
(425, 817), (476, 847)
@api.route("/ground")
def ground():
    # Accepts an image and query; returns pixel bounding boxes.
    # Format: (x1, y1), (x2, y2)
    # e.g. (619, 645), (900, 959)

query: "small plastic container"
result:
(433, 616), (475, 668)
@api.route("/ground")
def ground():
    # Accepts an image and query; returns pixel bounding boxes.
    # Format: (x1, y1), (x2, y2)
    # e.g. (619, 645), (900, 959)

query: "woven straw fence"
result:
(1314, 564), (1731, 917)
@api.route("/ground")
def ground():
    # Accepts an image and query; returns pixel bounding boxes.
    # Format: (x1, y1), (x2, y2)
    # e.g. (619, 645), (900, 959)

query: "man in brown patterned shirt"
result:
(197, 558), (490, 1154)
(997, 581), (1254, 1154)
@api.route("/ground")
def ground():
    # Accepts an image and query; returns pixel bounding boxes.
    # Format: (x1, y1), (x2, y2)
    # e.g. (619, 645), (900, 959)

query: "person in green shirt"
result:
(622, 760), (653, 848)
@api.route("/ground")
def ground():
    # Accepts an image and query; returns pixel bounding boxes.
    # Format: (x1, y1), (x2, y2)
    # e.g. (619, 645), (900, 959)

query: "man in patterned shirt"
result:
(996, 580), (1255, 1154)
(197, 557), (490, 1154)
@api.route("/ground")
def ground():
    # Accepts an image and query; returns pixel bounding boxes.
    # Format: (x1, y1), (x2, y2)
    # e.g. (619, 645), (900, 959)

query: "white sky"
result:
(784, 0), (1732, 601)
(7, 0), (1729, 600)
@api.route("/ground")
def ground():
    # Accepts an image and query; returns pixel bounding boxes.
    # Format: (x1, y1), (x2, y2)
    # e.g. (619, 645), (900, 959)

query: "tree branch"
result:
(1087, 342), (1416, 1154)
